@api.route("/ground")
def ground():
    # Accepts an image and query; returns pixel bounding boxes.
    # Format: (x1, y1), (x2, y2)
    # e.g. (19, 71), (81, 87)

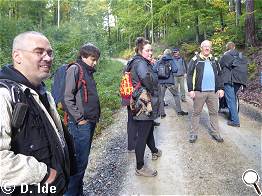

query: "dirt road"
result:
(120, 90), (261, 195)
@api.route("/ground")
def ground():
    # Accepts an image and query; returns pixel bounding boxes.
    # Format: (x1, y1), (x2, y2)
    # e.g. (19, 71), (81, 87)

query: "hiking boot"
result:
(182, 99), (187, 102)
(135, 166), (157, 177)
(161, 114), (166, 119)
(164, 102), (168, 106)
(210, 132), (224, 143)
(153, 121), (160, 126)
(227, 121), (240, 127)
(152, 149), (162, 160)
(189, 133), (197, 143)
(177, 111), (188, 116)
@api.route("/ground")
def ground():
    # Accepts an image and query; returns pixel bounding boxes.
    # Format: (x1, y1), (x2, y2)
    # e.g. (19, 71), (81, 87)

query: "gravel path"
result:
(83, 108), (130, 196)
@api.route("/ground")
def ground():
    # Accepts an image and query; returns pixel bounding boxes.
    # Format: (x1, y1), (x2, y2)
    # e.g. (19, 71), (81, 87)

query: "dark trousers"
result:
(65, 120), (96, 196)
(135, 120), (158, 169)
(127, 106), (138, 150)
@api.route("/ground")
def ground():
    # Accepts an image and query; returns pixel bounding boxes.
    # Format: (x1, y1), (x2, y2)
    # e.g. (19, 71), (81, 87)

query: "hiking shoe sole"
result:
(135, 168), (158, 177)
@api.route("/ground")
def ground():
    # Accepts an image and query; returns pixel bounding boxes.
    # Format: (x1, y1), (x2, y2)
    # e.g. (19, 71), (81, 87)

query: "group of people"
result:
(0, 31), (100, 195)
(0, 30), (247, 195)
(124, 38), (247, 177)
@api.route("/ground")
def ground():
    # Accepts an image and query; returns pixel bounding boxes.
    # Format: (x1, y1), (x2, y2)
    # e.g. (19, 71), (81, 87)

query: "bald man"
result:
(187, 40), (224, 143)
(0, 31), (70, 195)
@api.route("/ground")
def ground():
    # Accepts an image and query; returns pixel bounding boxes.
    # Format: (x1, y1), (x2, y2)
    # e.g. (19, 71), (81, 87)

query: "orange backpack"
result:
(120, 72), (134, 99)
(119, 58), (141, 104)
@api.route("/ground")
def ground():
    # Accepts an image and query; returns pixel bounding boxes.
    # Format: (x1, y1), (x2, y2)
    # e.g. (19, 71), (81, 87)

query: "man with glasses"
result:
(187, 40), (224, 143)
(0, 31), (70, 195)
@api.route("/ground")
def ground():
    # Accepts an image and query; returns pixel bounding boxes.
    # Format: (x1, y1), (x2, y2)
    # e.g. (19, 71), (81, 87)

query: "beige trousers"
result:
(191, 91), (219, 133)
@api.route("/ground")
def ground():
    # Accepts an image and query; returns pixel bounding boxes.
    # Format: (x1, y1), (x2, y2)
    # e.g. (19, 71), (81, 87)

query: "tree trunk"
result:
(53, 3), (57, 25)
(228, 0), (235, 12)
(245, 0), (256, 47)
(128, 35), (131, 50)
(220, 10), (225, 31)
(144, 27), (150, 41)
(195, 15), (199, 43)
(204, 27), (207, 39)
(235, 0), (241, 26)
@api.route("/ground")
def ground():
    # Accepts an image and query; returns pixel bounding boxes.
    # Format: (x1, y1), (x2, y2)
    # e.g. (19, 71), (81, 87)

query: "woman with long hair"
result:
(128, 37), (161, 177)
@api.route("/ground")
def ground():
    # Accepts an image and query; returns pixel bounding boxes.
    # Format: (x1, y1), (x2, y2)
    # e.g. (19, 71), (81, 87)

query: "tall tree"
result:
(228, 0), (235, 12)
(245, 0), (256, 46)
(235, 0), (241, 26)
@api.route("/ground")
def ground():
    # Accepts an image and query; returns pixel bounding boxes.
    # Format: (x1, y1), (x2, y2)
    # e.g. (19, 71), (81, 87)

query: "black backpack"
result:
(231, 53), (248, 85)
(157, 60), (172, 79)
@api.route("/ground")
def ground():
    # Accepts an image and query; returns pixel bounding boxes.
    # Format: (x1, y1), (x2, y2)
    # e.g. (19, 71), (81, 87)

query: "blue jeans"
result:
(64, 120), (96, 196)
(224, 83), (241, 124)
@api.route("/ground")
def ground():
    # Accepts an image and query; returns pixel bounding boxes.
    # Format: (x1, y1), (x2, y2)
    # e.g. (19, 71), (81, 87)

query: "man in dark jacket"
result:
(0, 31), (70, 195)
(154, 49), (188, 118)
(64, 43), (101, 196)
(219, 42), (248, 127)
(187, 40), (224, 143)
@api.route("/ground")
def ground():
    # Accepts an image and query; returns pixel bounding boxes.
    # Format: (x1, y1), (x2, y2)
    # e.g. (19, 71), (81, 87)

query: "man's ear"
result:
(13, 50), (22, 65)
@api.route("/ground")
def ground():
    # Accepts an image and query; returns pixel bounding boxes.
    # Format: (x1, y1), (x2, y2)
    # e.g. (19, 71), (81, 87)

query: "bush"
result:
(248, 62), (257, 80)
(119, 48), (134, 60)
(94, 59), (123, 135)
(180, 42), (199, 60)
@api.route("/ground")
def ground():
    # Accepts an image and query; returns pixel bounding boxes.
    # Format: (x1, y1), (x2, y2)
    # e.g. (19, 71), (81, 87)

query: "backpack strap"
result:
(0, 79), (23, 105)
(68, 62), (88, 103)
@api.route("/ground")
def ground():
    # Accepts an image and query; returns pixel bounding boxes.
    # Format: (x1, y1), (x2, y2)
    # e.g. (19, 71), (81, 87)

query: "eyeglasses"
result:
(18, 48), (53, 58)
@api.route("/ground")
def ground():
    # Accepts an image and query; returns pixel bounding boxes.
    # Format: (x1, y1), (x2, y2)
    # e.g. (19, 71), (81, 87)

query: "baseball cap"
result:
(173, 48), (180, 52)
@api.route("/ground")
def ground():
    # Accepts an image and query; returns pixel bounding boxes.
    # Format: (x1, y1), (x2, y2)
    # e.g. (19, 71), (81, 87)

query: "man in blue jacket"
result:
(172, 48), (187, 102)
(155, 49), (188, 118)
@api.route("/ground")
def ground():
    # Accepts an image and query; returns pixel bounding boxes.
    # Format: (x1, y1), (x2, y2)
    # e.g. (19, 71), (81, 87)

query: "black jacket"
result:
(153, 54), (178, 84)
(187, 54), (224, 92)
(64, 59), (100, 124)
(130, 54), (159, 120)
(0, 64), (70, 195)
(219, 49), (248, 86)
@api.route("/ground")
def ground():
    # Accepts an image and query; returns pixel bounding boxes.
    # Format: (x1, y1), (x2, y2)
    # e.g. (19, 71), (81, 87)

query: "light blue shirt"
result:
(201, 60), (215, 91)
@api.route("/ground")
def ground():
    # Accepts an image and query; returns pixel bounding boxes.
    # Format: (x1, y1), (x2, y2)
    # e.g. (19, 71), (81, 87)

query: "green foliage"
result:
(248, 62), (257, 80)
(94, 59), (123, 135)
(110, 0), (260, 57)
(119, 48), (134, 59)
(180, 42), (199, 59)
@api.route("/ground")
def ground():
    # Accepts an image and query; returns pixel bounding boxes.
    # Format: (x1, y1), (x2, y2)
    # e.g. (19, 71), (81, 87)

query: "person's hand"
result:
(78, 119), (88, 125)
(150, 58), (156, 64)
(189, 91), (195, 99)
(217, 90), (224, 98)
(184, 73), (187, 77)
(45, 168), (57, 184)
